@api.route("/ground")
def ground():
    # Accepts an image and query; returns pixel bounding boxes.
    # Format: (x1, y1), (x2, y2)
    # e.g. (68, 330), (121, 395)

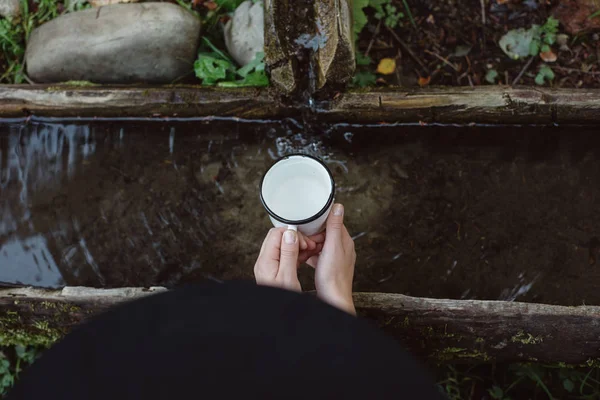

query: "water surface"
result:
(1, 120), (600, 306)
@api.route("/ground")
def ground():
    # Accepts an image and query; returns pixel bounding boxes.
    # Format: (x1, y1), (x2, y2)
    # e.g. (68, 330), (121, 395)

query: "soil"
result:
(356, 0), (600, 88)
(2, 119), (600, 306)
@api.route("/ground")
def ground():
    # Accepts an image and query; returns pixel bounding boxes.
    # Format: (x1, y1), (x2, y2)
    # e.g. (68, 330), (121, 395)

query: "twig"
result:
(365, 20), (382, 58)
(554, 66), (600, 75)
(480, 0), (486, 25)
(512, 57), (535, 86)
(424, 50), (459, 71)
(387, 26), (429, 74)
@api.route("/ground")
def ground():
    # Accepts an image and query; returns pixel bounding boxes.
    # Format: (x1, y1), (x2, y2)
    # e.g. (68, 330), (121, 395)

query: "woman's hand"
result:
(307, 204), (356, 315)
(254, 228), (324, 292)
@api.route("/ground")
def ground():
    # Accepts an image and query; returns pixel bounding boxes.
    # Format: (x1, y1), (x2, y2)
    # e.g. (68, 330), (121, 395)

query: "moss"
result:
(433, 347), (492, 362)
(0, 300), (84, 348)
(0, 312), (62, 348)
(511, 330), (543, 345)
(422, 326), (434, 337)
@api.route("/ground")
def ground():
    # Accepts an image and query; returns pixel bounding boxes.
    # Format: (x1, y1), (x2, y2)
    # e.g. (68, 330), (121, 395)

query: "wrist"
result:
(318, 290), (355, 315)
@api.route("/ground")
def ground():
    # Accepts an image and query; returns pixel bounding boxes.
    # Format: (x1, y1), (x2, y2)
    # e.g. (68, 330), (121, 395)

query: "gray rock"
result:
(25, 3), (201, 83)
(0, 0), (21, 19)
(224, 0), (264, 67)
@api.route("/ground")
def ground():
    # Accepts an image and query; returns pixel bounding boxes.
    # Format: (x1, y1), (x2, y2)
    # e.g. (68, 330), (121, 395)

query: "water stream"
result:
(1, 120), (600, 306)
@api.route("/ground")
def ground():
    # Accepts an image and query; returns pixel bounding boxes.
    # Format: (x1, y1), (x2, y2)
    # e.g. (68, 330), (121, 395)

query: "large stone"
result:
(25, 3), (201, 84)
(0, 0), (21, 19)
(224, 0), (264, 67)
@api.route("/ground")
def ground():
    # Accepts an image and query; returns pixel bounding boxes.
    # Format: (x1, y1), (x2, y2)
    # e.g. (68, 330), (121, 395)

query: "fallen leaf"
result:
(497, 0), (510, 4)
(426, 14), (435, 24)
(553, 0), (600, 35)
(203, 0), (218, 9)
(376, 58), (396, 75)
(418, 76), (431, 87)
(499, 27), (538, 59)
(452, 45), (472, 58)
(540, 50), (557, 62)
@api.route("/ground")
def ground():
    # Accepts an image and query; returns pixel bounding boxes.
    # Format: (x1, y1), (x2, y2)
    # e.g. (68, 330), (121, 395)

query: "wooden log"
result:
(2, 286), (600, 365)
(323, 87), (600, 125)
(0, 85), (290, 119)
(1, 85), (600, 124)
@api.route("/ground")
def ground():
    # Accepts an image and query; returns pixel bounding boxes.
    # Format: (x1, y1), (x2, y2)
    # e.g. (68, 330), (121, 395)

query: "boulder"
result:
(224, 0), (264, 66)
(25, 3), (201, 83)
(0, 0), (21, 19)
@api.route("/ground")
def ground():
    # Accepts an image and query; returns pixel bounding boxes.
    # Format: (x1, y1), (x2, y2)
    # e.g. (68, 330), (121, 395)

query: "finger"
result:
(298, 232), (317, 251)
(306, 255), (319, 268)
(299, 232), (308, 250)
(278, 229), (300, 278)
(307, 232), (326, 244)
(298, 244), (323, 264)
(257, 228), (284, 262)
(325, 203), (345, 242)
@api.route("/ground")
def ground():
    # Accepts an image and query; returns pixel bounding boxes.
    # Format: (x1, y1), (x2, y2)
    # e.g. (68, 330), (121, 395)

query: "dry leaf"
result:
(203, 1), (218, 10)
(418, 76), (431, 87)
(376, 58), (396, 75)
(540, 50), (557, 62)
(426, 14), (435, 24)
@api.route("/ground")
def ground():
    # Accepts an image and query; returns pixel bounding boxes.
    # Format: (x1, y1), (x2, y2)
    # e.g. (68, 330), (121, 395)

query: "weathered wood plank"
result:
(323, 87), (600, 125)
(0, 85), (288, 119)
(1, 85), (600, 124)
(2, 286), (600, 365)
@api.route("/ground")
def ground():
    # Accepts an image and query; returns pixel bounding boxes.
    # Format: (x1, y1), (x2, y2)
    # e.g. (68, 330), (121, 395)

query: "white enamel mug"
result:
(260, 154), (335, 236)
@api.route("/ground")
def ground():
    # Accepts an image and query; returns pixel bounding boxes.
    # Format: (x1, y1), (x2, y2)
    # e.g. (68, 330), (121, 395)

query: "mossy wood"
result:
(2, 287), (600, 365)
(0, 86), (600, 124)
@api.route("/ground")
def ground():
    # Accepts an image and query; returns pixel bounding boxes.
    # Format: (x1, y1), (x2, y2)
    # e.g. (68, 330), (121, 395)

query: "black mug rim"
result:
(259, 153), (336, 226)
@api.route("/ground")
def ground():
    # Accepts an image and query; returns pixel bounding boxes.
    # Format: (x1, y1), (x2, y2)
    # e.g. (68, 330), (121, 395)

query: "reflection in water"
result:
(1, 124), (97, 287)
(0, 235), (62, 287)
(1, 121), (600, 306)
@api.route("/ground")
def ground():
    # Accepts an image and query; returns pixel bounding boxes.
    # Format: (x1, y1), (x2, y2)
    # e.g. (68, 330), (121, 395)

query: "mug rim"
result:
(259, 153), (336, 226)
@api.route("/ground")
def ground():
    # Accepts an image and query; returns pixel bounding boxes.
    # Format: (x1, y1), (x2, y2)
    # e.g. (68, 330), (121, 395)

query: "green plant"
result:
(529, 16), (559, 56)
(0, 18), (25, 83)
(0, 345), (41, 396)
(535, 64), (555, 85)
(371, 0), (404, 29)
(0, 0), (91, 83)
(485, 69), (498, 84)
(194, 38), (268, 87)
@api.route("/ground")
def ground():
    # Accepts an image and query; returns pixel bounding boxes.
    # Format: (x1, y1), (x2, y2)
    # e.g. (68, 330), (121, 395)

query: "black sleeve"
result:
(7, 281), (445, 400)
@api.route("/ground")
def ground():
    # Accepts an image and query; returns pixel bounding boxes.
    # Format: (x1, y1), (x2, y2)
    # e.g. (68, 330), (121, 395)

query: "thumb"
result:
(326, 203), (345, 242)
(278, 229), (300, 277)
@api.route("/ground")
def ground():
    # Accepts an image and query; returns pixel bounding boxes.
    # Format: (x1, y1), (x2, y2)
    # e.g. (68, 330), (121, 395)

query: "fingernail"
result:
(333, 204), (344, 216)
(284, 230), (297, 244)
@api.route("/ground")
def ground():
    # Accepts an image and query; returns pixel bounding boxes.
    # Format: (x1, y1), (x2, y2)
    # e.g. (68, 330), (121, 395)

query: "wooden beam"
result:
(0, 85), (289, 119)
(1, 85), (600, 124)
(2, 286), (600, 365)
(323, 87), (600, 125)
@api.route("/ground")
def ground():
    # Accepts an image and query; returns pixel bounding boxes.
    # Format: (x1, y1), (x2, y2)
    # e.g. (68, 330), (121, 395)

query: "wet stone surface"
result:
(1, 120), (600, 306)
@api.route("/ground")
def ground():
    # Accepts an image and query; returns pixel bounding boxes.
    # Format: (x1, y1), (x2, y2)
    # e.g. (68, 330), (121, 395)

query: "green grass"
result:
(439, 363), (600, 400)
(0, 0), (92, 83)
